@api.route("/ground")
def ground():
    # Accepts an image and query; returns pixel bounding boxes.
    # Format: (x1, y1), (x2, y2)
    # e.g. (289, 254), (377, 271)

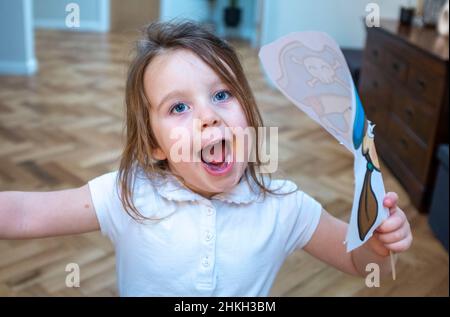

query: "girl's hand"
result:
(367, 192), (413, 257)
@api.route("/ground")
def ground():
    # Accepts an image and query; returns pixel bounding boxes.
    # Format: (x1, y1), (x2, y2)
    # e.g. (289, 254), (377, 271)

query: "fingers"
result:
(384, 234), (413, 252)
(383, 192), (399, 210)
(372, 192), (413, 254)
(377, 208), (406, 233)
(376, 222), (410, 244)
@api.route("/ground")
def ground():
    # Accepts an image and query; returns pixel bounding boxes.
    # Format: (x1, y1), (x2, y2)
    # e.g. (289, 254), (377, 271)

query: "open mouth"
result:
(200, 139), (234, 176)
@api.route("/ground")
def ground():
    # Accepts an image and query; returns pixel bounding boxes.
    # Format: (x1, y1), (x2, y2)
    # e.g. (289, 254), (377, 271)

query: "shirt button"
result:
(205, 231), (214, 241)
(202, 257), (210, 267)
(207, 207), (214, 216)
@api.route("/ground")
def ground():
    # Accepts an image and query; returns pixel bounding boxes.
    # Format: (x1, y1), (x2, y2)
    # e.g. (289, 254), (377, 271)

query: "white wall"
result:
(160, 0), (408, 48)
(159, 0), (210, 22)
(34, 0), (109, 32)
(261, 0), (416, 48)
(0, 0), (37, 75)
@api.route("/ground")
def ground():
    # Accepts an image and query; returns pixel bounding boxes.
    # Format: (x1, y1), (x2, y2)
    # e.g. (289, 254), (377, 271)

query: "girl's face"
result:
(144, 49), (250, 198)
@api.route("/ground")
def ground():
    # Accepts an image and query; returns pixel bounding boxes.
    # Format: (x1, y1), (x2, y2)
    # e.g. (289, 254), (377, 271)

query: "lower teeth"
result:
(205, 161), (227, 171)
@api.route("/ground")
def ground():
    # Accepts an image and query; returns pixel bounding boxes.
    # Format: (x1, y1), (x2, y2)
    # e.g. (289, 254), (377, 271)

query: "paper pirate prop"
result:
(259, 32), (391, 255)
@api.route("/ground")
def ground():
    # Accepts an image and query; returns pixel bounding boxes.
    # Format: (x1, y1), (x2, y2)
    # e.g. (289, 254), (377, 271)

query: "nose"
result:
(197, 103), (222, 131)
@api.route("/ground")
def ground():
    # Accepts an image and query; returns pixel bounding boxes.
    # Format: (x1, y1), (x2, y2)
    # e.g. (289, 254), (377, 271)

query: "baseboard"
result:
(34, 18), (108, 32)
(0, 58), (38, 75)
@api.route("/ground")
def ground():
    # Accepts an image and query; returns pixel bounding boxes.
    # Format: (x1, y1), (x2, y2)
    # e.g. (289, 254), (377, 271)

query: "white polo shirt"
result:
(88, 168), (323, 297)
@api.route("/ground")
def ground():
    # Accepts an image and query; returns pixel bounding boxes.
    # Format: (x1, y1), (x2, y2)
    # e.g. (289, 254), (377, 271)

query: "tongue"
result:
(204, 142), (226, 164)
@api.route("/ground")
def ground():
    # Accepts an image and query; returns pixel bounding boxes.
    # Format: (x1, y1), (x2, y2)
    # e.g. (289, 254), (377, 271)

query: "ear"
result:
(152, 148), (167, 161)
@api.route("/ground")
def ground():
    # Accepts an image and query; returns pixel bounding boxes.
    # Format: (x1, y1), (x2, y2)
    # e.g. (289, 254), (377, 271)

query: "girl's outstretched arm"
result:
(303, 192), (412, 277)
(0, 184), (99, 239)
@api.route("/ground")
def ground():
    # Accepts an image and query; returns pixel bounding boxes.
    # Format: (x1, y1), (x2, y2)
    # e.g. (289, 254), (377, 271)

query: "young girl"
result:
(0, 21), (412, 296)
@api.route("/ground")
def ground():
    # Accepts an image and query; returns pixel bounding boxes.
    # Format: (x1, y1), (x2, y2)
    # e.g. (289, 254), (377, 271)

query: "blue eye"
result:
(170, 102), (190, 114)
(213, 90), (232, 103)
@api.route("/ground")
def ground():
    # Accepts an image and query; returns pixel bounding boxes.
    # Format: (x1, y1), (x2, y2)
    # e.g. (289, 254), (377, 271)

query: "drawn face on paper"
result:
(303, 56), (336, 84)
(271, 41), (353, 150)
(276, 42), (350, 98)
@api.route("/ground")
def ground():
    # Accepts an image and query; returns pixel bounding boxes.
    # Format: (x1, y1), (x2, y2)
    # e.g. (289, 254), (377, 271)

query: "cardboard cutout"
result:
(259, 32), (389, 251)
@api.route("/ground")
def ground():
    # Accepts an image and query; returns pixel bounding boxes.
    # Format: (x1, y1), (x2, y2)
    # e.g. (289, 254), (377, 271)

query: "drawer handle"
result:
(417, 79), (426, 90)
(405, 108), (414, 119)
(392, 62), (400, 72)
(400, 138), (408, 149)
(372, 80), (379, 89)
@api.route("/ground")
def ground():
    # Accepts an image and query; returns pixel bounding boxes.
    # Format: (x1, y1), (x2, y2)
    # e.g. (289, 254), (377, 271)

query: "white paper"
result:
(259, 31), (389, 251)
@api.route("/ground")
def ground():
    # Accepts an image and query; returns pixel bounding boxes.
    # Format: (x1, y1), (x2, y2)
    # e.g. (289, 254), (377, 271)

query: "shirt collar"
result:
(154, 172), (262, 205)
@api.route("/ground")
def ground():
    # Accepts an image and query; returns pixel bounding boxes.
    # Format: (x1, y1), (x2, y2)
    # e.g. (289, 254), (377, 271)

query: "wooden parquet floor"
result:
(0, 30), (448, 297)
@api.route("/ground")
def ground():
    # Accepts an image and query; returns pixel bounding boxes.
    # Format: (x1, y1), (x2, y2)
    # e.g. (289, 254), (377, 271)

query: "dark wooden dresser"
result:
(359, 20), (449, 212)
